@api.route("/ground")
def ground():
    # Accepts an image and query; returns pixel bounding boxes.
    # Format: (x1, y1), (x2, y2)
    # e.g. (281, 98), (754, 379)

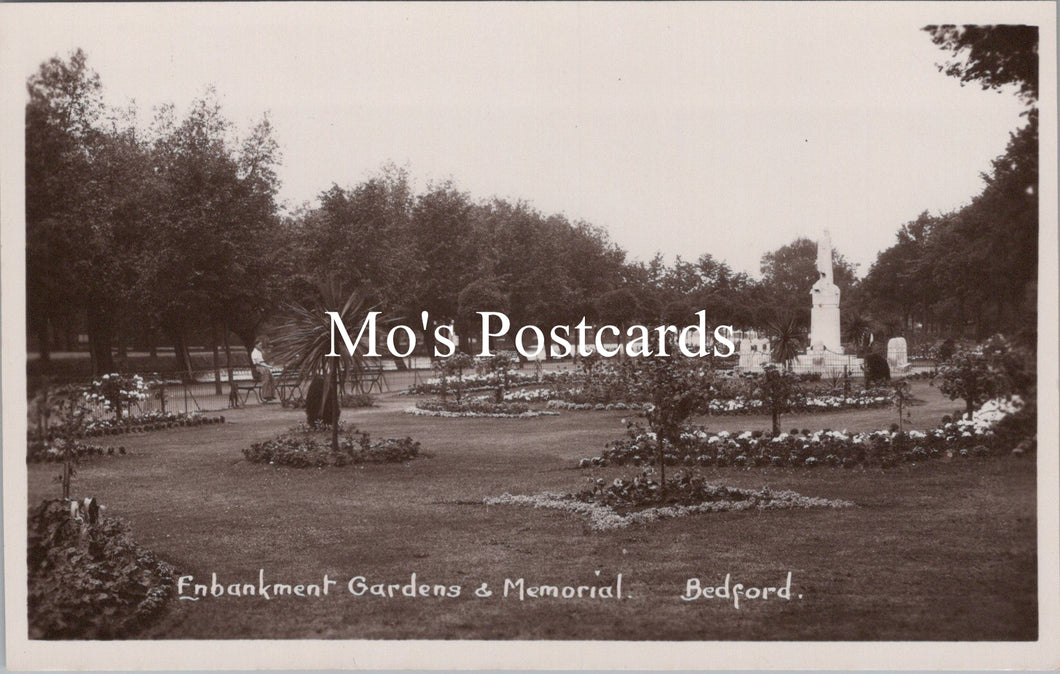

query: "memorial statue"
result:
(808, 229), (841, 352)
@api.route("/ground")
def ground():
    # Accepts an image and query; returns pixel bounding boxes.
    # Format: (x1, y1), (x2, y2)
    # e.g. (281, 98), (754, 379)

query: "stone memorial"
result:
(808, 229), (842, 353)
(887, 336), (908, 371)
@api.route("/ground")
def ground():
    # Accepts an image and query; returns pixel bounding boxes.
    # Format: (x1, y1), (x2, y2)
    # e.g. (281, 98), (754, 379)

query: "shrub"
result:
(28, 499), (174, 639)
(243, 423), (420, 468)
(863, 353), (890, 386)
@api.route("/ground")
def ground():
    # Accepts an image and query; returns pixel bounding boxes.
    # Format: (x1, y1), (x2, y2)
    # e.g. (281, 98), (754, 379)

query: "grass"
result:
(27, 381), (1036, 640)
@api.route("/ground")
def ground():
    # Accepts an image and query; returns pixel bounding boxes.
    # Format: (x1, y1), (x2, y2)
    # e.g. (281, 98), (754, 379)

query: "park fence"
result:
(30, 364), (435, 420)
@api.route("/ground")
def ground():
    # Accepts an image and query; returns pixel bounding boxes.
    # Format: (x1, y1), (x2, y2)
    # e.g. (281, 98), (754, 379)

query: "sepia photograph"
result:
(1, 1), (1057, 670)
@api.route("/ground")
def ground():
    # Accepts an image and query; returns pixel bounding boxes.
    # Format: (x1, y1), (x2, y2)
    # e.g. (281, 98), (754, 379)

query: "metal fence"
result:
(30, 364), (441, 418)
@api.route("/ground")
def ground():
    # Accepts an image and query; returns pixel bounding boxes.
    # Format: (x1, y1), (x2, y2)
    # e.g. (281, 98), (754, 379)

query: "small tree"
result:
(36, 384), (91, 500)
(937, 345), (1010, 416)
(433, 353), (475, 402)
(891, 379), (920, 442)
(755, 364), (800, 435)
(627, 347), (709, 489)
(477, 352), (517, 403)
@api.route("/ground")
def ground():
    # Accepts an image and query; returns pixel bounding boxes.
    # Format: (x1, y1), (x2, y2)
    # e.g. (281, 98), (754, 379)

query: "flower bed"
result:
(28, 439), (128, 463)
(539, 387), (891, 415)
(243, 423), (420, 468)
(486, 473), (852, 531)
(546, 399), (643, 411)
(403, 369), (561, 396)
(82, 411), (224, 438)
(282, 392), (375, 410)
(578, 396), (1026, 470)
(406, 398), (559, 419)
(28, 499), (174, 638)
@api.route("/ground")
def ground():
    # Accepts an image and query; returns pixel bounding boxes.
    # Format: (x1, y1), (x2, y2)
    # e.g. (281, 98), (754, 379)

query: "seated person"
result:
(251, 341), (277, 401)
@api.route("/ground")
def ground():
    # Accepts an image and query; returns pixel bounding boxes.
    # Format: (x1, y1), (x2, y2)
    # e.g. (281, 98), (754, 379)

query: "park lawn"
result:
(27, 381), (1037, 640)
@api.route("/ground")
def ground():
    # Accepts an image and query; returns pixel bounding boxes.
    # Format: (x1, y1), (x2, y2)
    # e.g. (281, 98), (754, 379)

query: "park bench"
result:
(276, 369), (305, 405)
(355, 358), (387, 393)
(230, 366), (282, 407)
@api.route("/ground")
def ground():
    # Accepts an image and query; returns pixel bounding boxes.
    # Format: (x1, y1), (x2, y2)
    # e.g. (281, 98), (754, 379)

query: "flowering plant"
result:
(578, 396), (1026, 470)
(84, 373), (152, 420)
(485, 478), (852, 531)
(243, 422), (420, 468)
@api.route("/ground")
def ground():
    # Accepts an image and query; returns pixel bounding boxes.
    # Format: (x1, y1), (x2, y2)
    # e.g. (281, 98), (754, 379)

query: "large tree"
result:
(26, 49), (105, 367)
(924, 25), (1038, 105)
(758, 238), (858, 326)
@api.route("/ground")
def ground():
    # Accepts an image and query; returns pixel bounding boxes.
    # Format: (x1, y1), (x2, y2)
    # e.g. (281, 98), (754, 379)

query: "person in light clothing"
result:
(251, 341), (277, 401)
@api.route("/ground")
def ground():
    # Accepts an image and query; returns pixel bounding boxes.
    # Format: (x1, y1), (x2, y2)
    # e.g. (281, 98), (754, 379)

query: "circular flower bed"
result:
(485, 471), (852, 532)
(578, 396), (1026, 470)
(407, 398), (559, 419)
(243, 423), (420, 468)
(28, 499), (175, 638)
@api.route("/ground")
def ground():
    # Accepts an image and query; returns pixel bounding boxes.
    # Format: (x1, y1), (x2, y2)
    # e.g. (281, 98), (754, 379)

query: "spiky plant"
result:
(767, 317), (802, 370)
(269, 279), (379, 451)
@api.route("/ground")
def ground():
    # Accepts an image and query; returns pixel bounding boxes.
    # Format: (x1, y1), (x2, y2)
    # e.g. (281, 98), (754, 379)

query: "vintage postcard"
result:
(1, 1), (1057, 670)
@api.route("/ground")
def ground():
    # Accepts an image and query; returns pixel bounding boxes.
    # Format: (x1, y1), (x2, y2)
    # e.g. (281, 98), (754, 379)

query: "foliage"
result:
(891, 380), (919, 435)
(625, 349), (710, 487)
(767, 317), (802, 367)
(863, 353), (891, 386)
(81, 411), (223, 437)
(580, 395), (1027, 471)
(410, 398), (558, 418)
(243, 423), (420, 468)
(432, 353), (476, 402)
(28, 441), (126, 464)
(487, 482), (852, 532)
(269, 280), (378, 449)
(937, 336), (1029, 414)
(476, 352), (519, 402)
(83, 373), (151, 420)
(28, 499), (174, 639)
(860, 29), (1038, 339)
(758, 238), (858, 324)
(923, 25), (1038, 105)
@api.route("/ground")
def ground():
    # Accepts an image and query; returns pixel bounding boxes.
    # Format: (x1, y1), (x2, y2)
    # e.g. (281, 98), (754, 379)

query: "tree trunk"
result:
(167, 326), (193, 381)
(211, 323), (223, 396)
(222, 319), (235, 385)
(771, 408), (780, 435)
(331, 362), (340, 452)
(33, 313), (51, 364)
(86, 304), (114, 376)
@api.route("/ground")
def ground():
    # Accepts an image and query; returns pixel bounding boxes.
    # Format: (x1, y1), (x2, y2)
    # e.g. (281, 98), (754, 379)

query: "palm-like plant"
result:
(843, 312), (876, 356)
(767, 317), (802, 370)
(269, 279), (379, 451)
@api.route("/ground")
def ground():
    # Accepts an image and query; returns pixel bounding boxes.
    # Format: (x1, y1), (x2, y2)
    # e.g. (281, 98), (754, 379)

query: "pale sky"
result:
(4, 2), (1041, 277)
